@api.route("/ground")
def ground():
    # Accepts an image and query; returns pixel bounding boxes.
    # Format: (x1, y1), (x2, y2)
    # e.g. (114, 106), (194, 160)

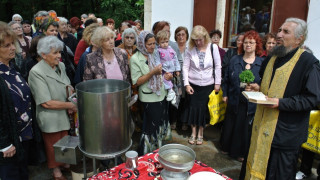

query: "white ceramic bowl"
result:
(188, 171), (225, 180)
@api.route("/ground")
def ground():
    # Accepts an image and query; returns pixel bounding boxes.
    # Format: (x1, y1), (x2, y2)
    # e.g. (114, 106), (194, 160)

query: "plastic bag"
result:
(208, 89), (226, 126)
(302, 110), (320, 154)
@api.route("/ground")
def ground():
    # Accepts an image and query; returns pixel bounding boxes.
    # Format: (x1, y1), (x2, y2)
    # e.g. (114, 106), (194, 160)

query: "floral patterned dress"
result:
(0, 62), (33, 141)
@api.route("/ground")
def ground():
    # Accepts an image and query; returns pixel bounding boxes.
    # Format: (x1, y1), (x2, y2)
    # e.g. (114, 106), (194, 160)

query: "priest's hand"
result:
(264, 97), (279, 108)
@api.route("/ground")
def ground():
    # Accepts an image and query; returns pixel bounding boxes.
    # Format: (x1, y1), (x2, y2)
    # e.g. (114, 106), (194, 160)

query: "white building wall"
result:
(144, 0), (153, 32)
(304, 0), (320, 59)
(216, 0), (226, 47)
(150, 0), (194, 41)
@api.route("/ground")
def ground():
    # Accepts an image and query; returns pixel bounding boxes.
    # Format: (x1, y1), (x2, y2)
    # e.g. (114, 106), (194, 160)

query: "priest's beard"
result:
(269, 45), (294, 58)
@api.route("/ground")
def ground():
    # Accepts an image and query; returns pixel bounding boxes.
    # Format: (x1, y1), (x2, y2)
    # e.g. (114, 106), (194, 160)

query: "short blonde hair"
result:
(91, 26), (116, 48)
(0, 21), (17, 46)
(189, 25), (211, 49)
(82, 23), (99, 44)
(156, 30), (169, 43)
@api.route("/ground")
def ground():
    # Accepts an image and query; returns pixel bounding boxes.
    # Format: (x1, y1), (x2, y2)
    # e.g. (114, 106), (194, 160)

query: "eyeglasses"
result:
(12, 27), (22, 31)
(125, 36), (135, 40)
(243, 41), (256, 45)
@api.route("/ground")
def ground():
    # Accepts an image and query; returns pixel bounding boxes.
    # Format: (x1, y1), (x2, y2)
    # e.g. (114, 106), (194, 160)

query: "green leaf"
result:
(239, 70), (255, 83)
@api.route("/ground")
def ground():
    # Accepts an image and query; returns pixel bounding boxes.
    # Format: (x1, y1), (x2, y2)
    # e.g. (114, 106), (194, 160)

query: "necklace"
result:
(243, 56), (255, 70)
(245, 63), (252, 70)
(103, 53), (114, 64)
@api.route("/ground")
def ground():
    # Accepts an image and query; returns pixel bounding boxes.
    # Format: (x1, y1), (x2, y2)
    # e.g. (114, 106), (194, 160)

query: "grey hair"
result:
(48, 10), (56, 14)
(285, 17), (308, 45)
(134, 19), (142, 25)
(58, 17), (68, 24)
(81, 14), (88, 19)
(97, 18), (103, 23)
(37, 36), (64, 56)
(121, 28), (138, 43)
(35, 11), (49, 17)
(12, 14), (23, 21)
(8, 21), (21, 28)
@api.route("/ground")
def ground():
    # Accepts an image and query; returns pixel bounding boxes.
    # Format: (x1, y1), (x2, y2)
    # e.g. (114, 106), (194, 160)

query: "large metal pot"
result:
(70, 79), (136, 158)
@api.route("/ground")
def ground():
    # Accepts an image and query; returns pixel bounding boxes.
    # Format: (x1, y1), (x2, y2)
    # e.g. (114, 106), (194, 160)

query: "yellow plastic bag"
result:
(208, 89), (227, 126)
(302, 110), (320, 154)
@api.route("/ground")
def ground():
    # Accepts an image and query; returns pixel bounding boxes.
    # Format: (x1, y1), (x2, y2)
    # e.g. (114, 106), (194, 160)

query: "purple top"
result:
(104, 56), (123, 80)
(218, 47), (226, 63)
(158, 46), (181, 73)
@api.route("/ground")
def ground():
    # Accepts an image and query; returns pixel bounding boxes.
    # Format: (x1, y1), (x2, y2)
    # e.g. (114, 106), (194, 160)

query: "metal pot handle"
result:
(68, 93), (77, 105)
(128, 94), (138, 107)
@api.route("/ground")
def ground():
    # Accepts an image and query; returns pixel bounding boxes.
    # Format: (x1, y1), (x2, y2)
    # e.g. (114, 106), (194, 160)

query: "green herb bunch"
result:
(239, 70), (255, 84)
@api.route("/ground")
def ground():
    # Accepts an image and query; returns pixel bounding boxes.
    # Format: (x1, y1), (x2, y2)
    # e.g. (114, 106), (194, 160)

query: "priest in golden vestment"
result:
(240, 17), (320, 180)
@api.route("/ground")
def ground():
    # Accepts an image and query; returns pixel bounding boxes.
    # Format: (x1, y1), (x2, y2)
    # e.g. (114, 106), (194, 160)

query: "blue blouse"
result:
(0, 62), (33, 141)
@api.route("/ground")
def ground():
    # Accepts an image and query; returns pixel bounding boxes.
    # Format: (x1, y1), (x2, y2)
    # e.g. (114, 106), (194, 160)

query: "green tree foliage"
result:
(0, 0), (144, 29)
(99, 0), (144, 27)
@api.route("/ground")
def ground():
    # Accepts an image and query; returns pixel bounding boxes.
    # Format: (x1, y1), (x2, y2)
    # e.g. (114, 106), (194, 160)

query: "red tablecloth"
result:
(88, 150), (232, 180)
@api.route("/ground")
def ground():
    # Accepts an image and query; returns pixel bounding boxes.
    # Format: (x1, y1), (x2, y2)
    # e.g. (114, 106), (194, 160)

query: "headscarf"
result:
(137, 31), (162, 96)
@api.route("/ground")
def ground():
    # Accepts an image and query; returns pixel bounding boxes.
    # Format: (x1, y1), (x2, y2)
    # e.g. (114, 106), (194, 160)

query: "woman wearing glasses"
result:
(220, 30), (263, 162)
(8, 21), (32, 68)
(117, 28), (137, 60)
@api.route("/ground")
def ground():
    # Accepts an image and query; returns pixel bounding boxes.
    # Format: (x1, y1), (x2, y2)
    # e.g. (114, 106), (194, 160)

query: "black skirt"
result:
(138, 99), (170, 155)
(182, 83), (214, 127)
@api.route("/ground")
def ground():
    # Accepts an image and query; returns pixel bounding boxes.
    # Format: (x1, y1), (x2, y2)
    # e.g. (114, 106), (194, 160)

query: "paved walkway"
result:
(29, 124), (318, 180)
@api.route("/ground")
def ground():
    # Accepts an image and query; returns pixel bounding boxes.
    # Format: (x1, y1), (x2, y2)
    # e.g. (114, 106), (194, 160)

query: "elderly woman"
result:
(0, 21), (41, 180)
(8, 21), (32, 61)
(130, 31), (171, 155)
(261, 32), (276, 57)
(117, 28), (137, 60)
(40, 18), (76, 85)
(58, 17), (78, 54)
(183, 25), (221, 145)
(12, 14), (23, 24)
(210, 29), (226, 63)
(115, 21), (131, 47)
(83, 26), (130, 83)
(220, 30), (263, 162)
(28, 36), (77, 180)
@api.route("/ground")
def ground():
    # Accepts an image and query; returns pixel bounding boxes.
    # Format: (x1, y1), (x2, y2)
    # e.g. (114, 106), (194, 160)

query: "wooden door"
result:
(271, 0), (308, 32)
(193, 0), (218, 32)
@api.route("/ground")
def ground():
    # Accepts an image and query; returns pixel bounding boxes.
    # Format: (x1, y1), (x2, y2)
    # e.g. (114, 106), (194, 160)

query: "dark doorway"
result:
(226, 0), (273, 46)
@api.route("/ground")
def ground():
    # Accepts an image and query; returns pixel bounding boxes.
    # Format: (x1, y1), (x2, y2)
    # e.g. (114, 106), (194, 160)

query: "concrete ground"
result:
(29, 124), (319, 180)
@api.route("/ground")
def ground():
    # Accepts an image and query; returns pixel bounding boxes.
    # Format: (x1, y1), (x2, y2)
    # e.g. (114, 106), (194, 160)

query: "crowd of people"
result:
(0, 10), (319, 180)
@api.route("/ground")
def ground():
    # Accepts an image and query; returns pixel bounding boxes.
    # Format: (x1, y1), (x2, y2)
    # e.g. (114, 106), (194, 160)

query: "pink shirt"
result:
(183, 43), (222, 86)
(104, 56), (123, 80)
